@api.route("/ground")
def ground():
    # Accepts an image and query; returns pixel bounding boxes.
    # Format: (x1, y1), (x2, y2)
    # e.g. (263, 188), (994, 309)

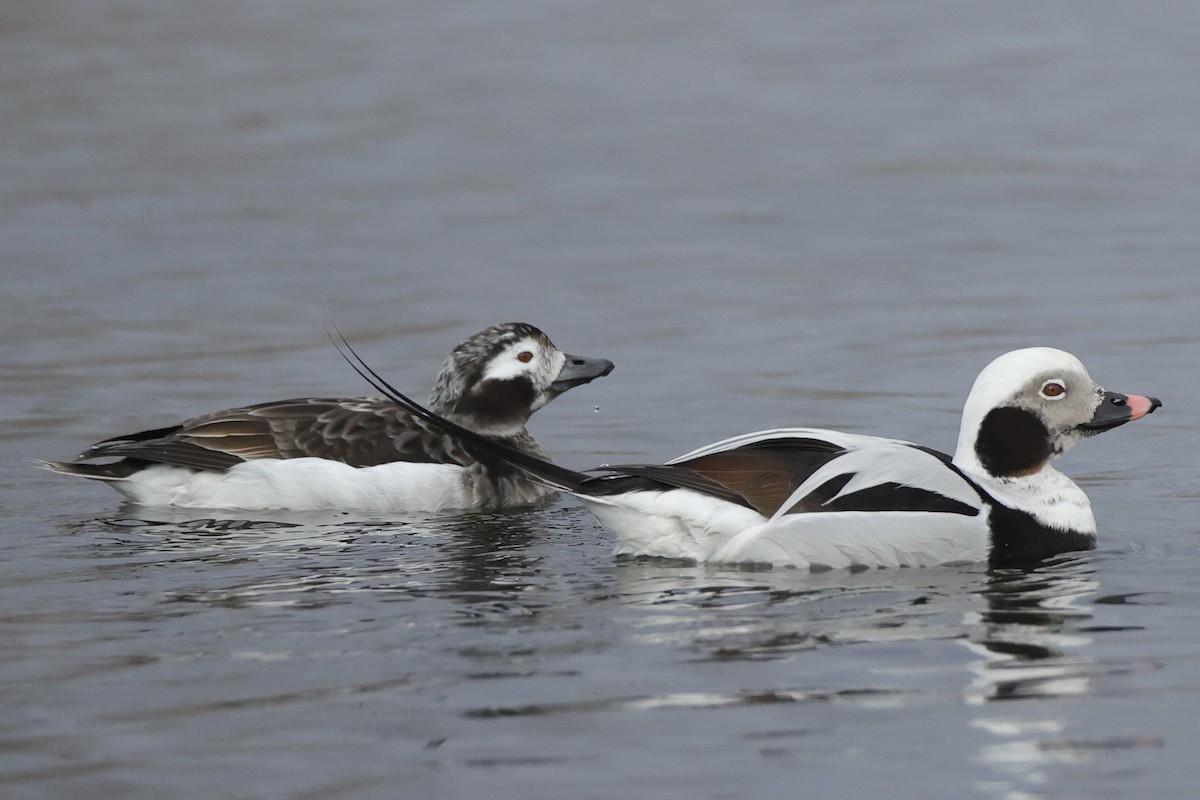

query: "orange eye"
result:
(1041, 381), (1066, 398)
(516, 351), (534, 363)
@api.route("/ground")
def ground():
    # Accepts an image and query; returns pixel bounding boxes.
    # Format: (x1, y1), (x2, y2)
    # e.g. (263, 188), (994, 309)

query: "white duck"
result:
(40, 323), (613, 512)
(343, 346), (1158, 568)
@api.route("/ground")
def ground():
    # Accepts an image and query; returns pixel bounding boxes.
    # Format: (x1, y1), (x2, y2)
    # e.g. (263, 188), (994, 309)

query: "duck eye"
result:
(516, 351), (534, 363)
(1040, 380), (1066, 399)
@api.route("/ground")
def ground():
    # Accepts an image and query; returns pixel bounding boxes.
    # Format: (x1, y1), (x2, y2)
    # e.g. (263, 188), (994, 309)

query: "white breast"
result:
(972, 466), (1097, 535)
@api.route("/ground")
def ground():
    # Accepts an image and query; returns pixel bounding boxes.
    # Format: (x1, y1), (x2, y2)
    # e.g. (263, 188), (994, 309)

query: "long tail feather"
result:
(33, 458), (139, 481)
(328, 329), (590, 493)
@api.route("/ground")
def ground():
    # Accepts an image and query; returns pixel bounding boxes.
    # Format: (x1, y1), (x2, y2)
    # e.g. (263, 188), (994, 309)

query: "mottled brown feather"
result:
(77, 397), (485, 471)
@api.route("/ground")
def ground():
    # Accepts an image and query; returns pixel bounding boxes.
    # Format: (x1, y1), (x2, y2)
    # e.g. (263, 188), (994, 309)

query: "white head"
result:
(953, 347), (1159, 480)
(429, 322), (613, 436)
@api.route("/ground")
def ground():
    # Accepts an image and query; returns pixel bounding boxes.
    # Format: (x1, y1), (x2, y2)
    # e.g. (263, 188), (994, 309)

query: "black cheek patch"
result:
(974, 407), (1053, 478)
(452, 378), (538, 429)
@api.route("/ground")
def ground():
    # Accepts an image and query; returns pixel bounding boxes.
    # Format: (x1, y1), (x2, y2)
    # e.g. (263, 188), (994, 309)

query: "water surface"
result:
(3, 1), (1199, 798)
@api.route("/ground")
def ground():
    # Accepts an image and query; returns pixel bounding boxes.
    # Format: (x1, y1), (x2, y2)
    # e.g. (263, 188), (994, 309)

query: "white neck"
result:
(960, 461), (1097, 536)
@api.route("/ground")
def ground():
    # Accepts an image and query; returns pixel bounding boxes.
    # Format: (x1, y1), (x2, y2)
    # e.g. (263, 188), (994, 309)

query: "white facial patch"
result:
(480, 337), (564, 389)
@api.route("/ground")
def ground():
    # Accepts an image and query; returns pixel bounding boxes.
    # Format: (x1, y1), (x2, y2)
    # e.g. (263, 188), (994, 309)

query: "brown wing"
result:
(77, 397), (479, 471)
(593, 439), (845, 516)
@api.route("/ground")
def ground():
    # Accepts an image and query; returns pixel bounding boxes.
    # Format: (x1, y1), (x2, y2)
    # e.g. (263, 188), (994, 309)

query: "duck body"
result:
(342, 346), (1158, 569)
(81, 402), (552, 512)
(40, 323), (613, 512)
(577, 428), (1095, 569)
(586, 430), (990, 567)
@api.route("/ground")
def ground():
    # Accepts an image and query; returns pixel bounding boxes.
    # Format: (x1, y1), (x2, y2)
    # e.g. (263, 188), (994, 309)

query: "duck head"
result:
(430, 322), (614, 436)
(953, 347), (1160, 480)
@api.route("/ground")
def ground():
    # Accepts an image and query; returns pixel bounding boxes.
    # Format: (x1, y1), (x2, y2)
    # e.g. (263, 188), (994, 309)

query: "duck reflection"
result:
(56, 502), (552, 614)
(964, 558), (1099, 703)
(964, 559), (1162, 798)
(610, 559), (989, 656)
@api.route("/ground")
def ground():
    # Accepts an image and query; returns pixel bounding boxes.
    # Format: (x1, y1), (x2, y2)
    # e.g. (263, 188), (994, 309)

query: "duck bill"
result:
(550, 354), (615, 393)
(1078, 391), (1162, 432)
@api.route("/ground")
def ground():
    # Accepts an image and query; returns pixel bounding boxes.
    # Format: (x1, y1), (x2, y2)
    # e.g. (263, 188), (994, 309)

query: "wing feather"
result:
(596, 432), (984, 522)
(74, 397), (480, 471)
(770, 441), (983, 521)
(593, 437), (847, 516)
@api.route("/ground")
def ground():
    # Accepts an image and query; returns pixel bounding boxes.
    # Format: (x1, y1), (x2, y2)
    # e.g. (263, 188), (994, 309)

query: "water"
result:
(2, 1), (1199, 797)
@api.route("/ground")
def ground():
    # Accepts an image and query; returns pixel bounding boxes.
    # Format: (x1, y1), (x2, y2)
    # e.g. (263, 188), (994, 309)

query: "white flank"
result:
(711, 511), (990, 568)
(593, 488), (989, 569)
(109, 459), (472, 512)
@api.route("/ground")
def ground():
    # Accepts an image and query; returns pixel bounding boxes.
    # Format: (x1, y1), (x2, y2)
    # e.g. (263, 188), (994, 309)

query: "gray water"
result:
(3, 1), (1200, 797)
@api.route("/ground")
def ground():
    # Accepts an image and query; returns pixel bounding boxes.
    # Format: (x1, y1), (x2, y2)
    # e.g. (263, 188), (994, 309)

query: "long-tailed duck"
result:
(39, 323), (614, 512)
(337, 345), (1159, 568)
